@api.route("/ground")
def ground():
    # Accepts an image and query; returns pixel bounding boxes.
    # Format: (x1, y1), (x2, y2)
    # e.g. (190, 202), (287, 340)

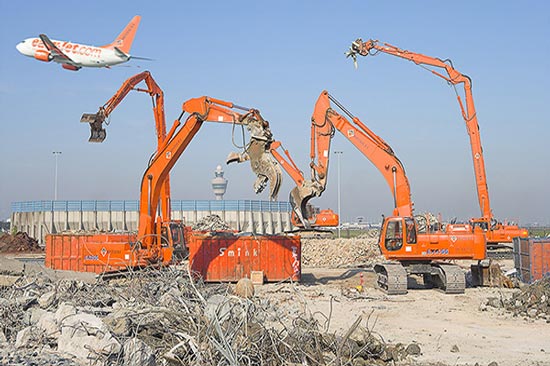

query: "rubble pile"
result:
(0, 232), (42, 253)
(0, 267), (414, 365)
(503, 277), (550, 321)
(302, 236), (384, 268)
(192, 214), (232, 232)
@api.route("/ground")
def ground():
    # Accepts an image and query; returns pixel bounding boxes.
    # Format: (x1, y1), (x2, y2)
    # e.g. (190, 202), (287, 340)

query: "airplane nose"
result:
(16, 42), (24, 53)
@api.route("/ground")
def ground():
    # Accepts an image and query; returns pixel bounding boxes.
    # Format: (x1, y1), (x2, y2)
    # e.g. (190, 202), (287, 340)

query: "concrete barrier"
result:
(11, 200), (293, 244)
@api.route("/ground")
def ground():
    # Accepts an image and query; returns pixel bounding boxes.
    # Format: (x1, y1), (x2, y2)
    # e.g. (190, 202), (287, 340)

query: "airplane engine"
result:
(34, 50), (52, 62)
(62, 64), (79, 71)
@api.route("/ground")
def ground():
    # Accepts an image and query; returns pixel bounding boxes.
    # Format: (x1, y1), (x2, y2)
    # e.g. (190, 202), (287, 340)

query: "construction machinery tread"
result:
(436, 264), (465, 294)
(487, 249), (513, 260)
(374, 262), (408, 295)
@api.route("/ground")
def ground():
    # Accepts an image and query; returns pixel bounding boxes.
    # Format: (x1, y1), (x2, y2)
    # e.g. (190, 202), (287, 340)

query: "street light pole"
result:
(53, 151), (62, 201)
(334, 151), (343, 238)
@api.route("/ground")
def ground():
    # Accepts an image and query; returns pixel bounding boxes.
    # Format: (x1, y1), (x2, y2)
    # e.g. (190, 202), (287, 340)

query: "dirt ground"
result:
(1, 243), (548, 365)
(254, 263), (550, 366)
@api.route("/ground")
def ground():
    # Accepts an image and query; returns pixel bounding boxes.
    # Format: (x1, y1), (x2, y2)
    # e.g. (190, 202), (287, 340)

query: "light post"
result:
(334, 151), (343, 238)
(53, 151), (62, 200)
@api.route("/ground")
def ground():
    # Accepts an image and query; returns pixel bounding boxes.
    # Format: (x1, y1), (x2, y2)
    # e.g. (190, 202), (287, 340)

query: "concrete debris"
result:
(192, 214), (232, 231)
(0, 232), (43, 253)
(234, 277), (254, 298)
(123, 338), (155, 366)
(0, 266), (414, 365)
(38, 290), (57, 309)
(302, 234), (384, 268)
(502, 277), (550, 320)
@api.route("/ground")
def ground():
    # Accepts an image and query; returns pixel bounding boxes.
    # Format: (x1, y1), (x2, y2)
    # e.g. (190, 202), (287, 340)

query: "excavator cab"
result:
(380, 216), (417, 253)
(158, 222), (187, 262)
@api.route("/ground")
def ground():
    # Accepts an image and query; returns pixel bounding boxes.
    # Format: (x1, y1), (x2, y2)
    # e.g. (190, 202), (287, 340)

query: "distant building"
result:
(211, 165), (228, 200)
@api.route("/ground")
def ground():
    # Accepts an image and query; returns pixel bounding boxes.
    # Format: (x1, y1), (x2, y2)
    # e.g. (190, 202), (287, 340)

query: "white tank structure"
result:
(211, 165), (228, 200)
(11, 199), (294, 244)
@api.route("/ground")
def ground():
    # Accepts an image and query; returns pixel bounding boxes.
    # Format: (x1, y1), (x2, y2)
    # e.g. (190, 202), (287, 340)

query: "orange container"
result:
(513, 237), (550, 282)
(45, 233), (137, 273)
(188, 233), (301, 282)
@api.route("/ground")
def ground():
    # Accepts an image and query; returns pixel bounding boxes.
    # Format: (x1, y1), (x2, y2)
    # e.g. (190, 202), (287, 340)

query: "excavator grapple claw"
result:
(81, 112), (107, 143)
(226, 151), (248, 165)
(228, 141), (282, 201)
(89, 128), (107, 143)
(227, 113), (283, 201)
(288, 181), (325, 229)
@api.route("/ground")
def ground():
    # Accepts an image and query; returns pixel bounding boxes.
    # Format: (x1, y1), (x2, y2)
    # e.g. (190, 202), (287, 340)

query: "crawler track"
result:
(374, 262), (408, 295)
(436, 264), (466, 294)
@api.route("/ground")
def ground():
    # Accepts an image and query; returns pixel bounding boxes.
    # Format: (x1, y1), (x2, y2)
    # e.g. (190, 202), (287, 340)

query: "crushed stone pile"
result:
(0, 267), (418, 366)
(302, 232), (384, 268)
(0, 232), (43, 253)
(192, 214), (232, 232)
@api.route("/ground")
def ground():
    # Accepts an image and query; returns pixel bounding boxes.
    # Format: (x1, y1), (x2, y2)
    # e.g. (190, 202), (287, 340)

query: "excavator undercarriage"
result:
(374, 261), (466, 295)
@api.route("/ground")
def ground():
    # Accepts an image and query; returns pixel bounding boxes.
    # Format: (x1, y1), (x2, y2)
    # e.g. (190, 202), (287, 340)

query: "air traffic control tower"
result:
(211, 165), (228, 200)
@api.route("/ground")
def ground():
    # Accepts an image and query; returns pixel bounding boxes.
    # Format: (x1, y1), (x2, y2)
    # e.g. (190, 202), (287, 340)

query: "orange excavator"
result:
(226, 134), (338, 229)
(75, 73), (282, 271)
(346, 38), (528, 246)
(305, 90), (486, 294)
(80, 71), (173, 230)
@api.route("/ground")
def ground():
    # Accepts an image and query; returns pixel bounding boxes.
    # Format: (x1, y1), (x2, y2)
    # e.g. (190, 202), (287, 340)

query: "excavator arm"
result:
(80, 71), (172, 225)
(138, 96), (282, 254)
(81, 70), (166, 143)
(313, 91), (414, 217)
(347, 39), (491, 220)
(268, 141), (337, 229)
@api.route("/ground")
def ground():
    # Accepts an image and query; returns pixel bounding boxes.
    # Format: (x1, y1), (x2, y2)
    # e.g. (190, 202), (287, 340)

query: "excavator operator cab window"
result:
(405, 217), (417, 244)
(160, 227), (169, 247)
(472, 220), (489, 231)
(384, 219), (403, 251)
(169, 223), (185, 249)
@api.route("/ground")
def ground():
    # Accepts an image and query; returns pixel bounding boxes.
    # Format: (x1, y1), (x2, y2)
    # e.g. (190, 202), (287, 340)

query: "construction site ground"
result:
(263, 265), (549, 366)
(0, 234), (548, 365)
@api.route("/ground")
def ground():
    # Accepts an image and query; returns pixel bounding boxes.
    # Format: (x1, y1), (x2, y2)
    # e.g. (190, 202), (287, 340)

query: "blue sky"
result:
(0, 1), (548, 225)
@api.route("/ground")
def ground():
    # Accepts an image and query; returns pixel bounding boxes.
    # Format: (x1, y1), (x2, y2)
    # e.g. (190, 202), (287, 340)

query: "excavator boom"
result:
(348, 39), (490, 219)
(313, 91), (414, 217)
(80, 70), (172, 224)
(138, 96), (282, 251)
(348, 38), (528, 244)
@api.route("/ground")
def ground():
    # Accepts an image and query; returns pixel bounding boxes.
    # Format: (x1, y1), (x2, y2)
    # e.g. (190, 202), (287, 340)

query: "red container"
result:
(188, 233), (301, 282)
(513, 237), (550, 282)
(45, 233), (137, 273)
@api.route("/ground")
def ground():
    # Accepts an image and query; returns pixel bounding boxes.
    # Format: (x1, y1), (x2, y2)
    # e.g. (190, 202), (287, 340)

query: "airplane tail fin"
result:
(103, 15), (141, 54)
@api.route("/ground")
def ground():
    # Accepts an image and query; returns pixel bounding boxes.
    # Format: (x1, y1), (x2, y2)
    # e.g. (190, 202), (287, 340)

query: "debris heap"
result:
(504, 277), (550, 320)
(192, 214), (232, 232)
(0, 232), (42, 253)
(302, 233), (384, 268)
(0, 267), (416, 365)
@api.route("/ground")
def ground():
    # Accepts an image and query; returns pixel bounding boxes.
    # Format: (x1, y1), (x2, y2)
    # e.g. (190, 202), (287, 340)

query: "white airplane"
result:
(16, 15), (147, 71)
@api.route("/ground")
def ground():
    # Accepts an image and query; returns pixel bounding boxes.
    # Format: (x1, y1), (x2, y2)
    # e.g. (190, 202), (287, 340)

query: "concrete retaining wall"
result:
(11, 200), (293, 244)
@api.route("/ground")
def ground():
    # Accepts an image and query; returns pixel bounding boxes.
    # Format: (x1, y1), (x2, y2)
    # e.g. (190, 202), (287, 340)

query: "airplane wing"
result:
(39, 34), (81, 69)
